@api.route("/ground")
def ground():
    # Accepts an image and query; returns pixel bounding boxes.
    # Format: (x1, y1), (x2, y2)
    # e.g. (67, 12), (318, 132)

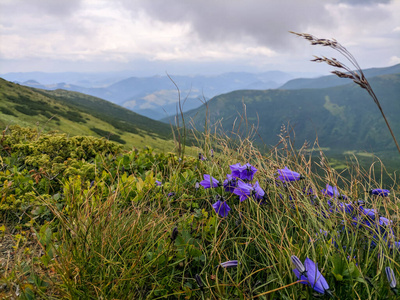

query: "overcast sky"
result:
(1, 0), (399, 76)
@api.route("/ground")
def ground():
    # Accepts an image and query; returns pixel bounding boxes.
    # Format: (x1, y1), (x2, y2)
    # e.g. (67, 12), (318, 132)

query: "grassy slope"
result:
(177, 74), (400, 183)
(183, 74), (400, 152)
(1, 126), (399, 299)
(0, 78), (177, 152)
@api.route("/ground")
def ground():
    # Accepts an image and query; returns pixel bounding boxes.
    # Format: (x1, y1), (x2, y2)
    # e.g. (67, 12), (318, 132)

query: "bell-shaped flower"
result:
(195, 274), (204, 291)
(276, 166), (303, 182)
(200, 174), (219, 189)
(338, 202), (354, 215)
(361, 207), (378, 219)
(198, 153), (206, 161)
(233, 181), (253, 202)
(239, 163), (257, 181)
(252, 181), (265, 200)
(212, 199), (231, 217)
(305, 258), (330, 294)
(223, 174), (238, 193)
(291, 255), (306, 276)
(370, 189), (390, 197)
(170, 227), (178, 241)
(229, 163), (242, 178)
(385, 267), (397, 289)
(303, 186), (316, 197)
(322, 184), (347, 199)
(219, 260), (239, 268)
(293, 258), (330, 295)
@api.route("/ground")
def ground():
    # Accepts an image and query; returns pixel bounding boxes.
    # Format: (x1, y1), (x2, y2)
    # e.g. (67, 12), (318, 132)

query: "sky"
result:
(1, 0), (399, 76)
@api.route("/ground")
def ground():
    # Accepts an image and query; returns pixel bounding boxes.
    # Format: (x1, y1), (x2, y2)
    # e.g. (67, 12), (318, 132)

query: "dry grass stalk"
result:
(290, 31), (400, 155)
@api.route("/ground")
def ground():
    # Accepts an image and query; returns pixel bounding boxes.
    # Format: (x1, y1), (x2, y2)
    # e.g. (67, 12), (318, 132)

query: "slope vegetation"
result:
(183, 74), (400, 153)
(0, 78), (174, 151)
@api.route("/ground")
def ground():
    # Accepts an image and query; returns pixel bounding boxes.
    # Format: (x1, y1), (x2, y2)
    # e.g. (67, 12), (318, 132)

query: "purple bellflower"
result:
(200, 174), (219, 189)
(212, 199), (231, 217)
(303, 186), (316, 196)
(252, 181), (265, 200)
(293, 258), (330, 295)
(337, 201), (354, 215)
(155, 180), (162, 187)
(385, 267), (398, 295)
(322, 184), (348, 200)
(229, 163), (242, 178)
(370, 189), (390, 197)
(277, 166), (303, 182)
(223, 174), (238, 193)
(233, 181), (253, 202)
(291, 255), (306, 276)
(239, 163), (258, 181)
(361, 207), (378, 219)
(195, 274), (204, 291)
(219, 260), (239, 268)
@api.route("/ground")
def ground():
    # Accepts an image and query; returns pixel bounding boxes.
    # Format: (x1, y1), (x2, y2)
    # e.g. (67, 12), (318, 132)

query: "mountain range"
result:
(179, 72), (400, 153)
(3, 65), (399, 122)
(1, 64), (399, 156)
(1, 71), (310, 120)
(279, 64), (400, 90)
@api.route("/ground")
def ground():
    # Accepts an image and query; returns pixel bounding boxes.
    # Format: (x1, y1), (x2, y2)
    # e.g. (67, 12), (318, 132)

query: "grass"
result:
(0, 124), (399, 299)
(0, 33), (399, 299)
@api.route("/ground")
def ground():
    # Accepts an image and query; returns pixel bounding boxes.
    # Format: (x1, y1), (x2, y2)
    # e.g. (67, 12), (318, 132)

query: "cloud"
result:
(389, 56), (400, 65)
(118, 0), (334, 51)
(0, 0), (399, 73)
(2, 0), (82, 17)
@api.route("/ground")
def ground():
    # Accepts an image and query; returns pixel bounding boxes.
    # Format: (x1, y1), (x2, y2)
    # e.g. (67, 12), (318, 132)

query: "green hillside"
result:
(0, 78), (176, 151)
(183, 73), (400, 153)
(279, 63), (400, 90)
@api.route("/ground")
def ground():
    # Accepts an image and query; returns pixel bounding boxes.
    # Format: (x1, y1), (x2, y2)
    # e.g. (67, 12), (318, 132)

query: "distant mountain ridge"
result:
(180, 73), (400, 153)
(279, 63), (400, 90)
(1, 71), (305, 120)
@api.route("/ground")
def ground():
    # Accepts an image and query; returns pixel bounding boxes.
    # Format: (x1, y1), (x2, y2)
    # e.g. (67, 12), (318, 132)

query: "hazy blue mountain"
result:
(1, 71), (134, 87)
(178, 73), (400, 153)
(279, 64), (400, 90)
(4, 71), (303, 119)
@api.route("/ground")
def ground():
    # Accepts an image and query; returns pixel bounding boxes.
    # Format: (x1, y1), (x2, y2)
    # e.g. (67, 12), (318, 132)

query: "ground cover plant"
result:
(0, 124), (399, 299)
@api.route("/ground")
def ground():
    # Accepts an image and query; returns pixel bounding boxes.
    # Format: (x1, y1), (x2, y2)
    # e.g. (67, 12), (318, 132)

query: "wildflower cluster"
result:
(321, 184), (399, 249)
(198, 162), (398, 297)
(200, 162), (266, 217)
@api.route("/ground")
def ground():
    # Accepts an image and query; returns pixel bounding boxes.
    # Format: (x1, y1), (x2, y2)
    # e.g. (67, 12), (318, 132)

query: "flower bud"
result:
(291, 255), (306, 275)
